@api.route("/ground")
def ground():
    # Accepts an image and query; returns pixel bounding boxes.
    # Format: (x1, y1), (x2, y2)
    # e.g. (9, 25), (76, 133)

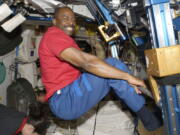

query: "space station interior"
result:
(0, 0), (180, 135)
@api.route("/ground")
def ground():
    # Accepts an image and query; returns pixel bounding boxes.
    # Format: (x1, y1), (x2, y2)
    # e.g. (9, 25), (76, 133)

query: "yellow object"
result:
(98, 22), (121, 42)
(148, 75), (160, 103)
(145, 45), (180, 77)
(0, 96), (2, 102)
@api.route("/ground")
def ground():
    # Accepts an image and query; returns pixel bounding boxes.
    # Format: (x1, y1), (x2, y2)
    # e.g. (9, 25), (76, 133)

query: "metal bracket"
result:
(98, 22), (121, 42)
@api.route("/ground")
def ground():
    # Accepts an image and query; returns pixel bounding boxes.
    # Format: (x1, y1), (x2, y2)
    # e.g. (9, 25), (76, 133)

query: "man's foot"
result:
(136, 105), (163, 131)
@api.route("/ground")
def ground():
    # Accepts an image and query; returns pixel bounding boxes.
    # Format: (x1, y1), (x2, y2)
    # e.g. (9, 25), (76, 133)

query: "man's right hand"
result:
(127, 74), (147, 94)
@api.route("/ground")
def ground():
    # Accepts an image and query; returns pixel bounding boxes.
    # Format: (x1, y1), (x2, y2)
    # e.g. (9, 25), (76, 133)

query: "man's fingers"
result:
(135, 86), (142, 94)
(129, 75), (147, 88)
(128, 75), (147, 92)
(137, 79), (147, 89)
(131, 84), (142, 94)
(141, 81), (147, 88)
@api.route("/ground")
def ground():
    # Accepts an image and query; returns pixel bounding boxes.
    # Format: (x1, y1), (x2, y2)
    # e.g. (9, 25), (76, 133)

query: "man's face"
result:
(54, 8), (76, 36)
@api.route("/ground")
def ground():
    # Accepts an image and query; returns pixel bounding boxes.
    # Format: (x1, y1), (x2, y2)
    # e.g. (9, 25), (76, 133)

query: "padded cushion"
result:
(0, 62), (6, 84)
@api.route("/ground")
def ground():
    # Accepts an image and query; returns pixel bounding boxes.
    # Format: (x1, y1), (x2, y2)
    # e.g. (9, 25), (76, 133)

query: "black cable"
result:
(92, 102), (100, 135)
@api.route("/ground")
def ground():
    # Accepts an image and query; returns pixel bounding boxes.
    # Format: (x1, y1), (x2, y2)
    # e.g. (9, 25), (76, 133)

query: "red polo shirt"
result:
(39, 26), (81, 101)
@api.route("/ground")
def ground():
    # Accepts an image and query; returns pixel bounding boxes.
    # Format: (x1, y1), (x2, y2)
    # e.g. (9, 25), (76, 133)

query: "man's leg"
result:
(105, 58), (162, 131)
(49, 57), (162, 130)
(104, 58), (145, 112)
(49, 57), (143, 117)
(49, 72), (110, 120)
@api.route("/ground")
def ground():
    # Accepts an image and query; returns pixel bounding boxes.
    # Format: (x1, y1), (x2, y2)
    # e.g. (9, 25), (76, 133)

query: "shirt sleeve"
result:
(46, 33), (75, 57)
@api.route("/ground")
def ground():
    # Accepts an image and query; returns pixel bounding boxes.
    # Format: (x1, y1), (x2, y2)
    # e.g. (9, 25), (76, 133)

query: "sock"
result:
(136, 105), (163, 131)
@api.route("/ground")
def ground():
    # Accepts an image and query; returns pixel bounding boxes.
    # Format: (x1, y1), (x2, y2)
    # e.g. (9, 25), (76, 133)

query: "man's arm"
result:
(60, 48), (146, 90)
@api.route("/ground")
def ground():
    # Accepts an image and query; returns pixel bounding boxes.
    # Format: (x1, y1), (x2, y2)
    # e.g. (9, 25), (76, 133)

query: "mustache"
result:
(64, 25), (75, 29)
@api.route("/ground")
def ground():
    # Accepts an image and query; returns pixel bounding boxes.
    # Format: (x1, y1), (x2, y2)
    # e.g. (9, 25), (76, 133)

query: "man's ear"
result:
(52, 19), (56, 25)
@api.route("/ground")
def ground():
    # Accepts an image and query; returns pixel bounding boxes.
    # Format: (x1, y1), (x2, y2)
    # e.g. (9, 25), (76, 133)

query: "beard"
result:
(63, 25), (75, 36)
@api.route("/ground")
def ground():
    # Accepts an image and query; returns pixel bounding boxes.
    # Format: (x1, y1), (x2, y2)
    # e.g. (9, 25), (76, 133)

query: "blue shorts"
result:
(49, 58), (145, 120)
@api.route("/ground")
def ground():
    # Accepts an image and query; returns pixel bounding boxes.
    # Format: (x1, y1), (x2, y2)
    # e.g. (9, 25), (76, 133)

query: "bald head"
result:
(53, 6), (76, 36)
(54, 6), (73, 19)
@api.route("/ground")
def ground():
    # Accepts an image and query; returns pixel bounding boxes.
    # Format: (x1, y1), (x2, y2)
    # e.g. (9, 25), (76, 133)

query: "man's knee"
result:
(105, 57), (130, 72)
(105, 57), (121, 64)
